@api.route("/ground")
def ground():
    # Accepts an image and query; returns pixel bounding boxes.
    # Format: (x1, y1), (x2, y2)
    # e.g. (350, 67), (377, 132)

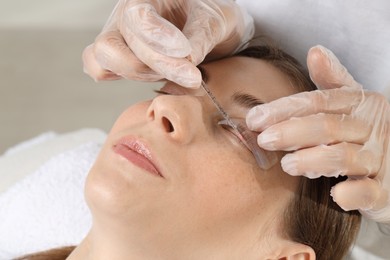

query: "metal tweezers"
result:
(200, 80), (277, 170)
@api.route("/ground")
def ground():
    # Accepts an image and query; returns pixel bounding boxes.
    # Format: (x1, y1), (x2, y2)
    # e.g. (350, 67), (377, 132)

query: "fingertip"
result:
(183, 66), (202, 89)
(82, 44), (94, 71)
(91, 70), (122, 82)
(330, 178), (381, 211)
(246, 105), (266, 131)
(281, 154), (299, 176)
(257, 129), (280, 151)
(175, 75), (202, 89)
(307, 45), (335, 89)
(179, 70), (201, 89)
(82, 44), (93, 61)
(330, 183), (356, 211)
(245, 109), (256, 130)
(307, 45), (360, 90)
(188, 51), (204, 68)
(157, 59), (202, 88)
(82, 43), (121, 81)
(307, 45), (327, 72)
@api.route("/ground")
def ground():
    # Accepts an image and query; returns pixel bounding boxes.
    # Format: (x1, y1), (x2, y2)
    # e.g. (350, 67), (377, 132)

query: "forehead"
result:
(202, 56), (299, 103)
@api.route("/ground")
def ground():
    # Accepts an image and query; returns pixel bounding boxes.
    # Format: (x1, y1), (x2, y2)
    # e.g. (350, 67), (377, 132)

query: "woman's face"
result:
(86, 56), (302, 257)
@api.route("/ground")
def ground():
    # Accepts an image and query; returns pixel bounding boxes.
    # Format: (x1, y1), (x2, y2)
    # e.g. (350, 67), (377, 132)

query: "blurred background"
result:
(0, 0), (161, 154)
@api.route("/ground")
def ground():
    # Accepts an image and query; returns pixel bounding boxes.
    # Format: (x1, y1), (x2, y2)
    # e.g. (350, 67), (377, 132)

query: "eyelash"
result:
(218, 120), (248, 150)
(154, 89), (171, 95)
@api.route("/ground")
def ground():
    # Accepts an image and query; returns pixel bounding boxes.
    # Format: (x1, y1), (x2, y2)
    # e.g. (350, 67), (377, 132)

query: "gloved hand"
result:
(246, 45), (390, 224)
(82, 0), (254, 88)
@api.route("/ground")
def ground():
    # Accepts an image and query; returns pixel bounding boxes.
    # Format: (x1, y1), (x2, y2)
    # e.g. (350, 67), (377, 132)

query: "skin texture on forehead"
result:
(198, 56), (299, 114)
(78, 56), (310, 259)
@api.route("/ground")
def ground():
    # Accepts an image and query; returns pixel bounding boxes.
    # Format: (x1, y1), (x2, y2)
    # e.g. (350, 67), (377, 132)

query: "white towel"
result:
(0, 142), (101, 259)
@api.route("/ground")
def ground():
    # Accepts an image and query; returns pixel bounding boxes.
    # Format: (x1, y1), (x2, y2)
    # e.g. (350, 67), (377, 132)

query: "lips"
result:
(113, 137), (163, 178)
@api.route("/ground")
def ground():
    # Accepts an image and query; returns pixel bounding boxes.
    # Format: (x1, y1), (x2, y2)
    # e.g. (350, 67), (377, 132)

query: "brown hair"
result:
(17, 44), (361, 260)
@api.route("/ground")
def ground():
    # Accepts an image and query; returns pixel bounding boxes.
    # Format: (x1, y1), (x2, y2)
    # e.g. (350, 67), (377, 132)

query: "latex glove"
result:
(82, 0), (254, 88)
(246, 45), (390, 224)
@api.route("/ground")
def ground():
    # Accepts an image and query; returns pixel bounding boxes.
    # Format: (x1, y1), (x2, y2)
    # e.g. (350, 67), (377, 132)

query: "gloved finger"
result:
(307, 45), (361, 90)
(128, 34), (202, 88)
(122, 2), (191, 58)
(246, 86), (364, 132)
(281, 142), (382, 179)
(92, 31), (162, 81)
(330, 178), (386, 212)
(257, 113), (370, 151)
(183, 0), (243, 65)
(82, 44), (122, 81)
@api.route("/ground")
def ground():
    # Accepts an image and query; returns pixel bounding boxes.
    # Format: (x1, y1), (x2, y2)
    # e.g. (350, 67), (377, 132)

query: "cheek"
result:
(85, 101), (156, 217)
(183, 143), (266, 220)
(109, 101), (151, 135)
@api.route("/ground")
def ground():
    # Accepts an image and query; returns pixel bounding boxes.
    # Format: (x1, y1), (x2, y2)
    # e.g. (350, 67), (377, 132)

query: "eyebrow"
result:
(198, 65), (264, 110)
(231, 92), (264, 109)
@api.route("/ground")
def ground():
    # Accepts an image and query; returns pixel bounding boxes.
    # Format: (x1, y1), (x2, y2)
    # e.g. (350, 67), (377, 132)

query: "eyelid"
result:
(218, 119), (250, 149)
(219, 118), (278, 170)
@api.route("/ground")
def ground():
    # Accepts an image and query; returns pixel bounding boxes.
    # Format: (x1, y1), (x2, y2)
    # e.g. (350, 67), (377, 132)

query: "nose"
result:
(147, 95), (205, 144)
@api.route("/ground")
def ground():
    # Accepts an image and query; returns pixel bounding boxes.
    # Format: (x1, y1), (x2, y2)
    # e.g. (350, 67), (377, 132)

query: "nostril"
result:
(162, 116), (174, 133)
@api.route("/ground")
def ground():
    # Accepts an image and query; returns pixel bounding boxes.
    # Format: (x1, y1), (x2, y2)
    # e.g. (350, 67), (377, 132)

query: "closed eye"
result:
(218, 120), (249, 150)
(219, 120), (276, 170)
(154, 89), (171, 95)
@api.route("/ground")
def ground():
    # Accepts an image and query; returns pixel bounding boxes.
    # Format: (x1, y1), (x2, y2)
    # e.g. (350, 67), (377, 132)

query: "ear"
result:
(276, 242), (315, 260)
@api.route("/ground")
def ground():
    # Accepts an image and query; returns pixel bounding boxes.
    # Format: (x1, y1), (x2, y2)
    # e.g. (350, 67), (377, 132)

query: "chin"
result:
(84, 146), (166, 226)
(83, 147), (137, 218)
